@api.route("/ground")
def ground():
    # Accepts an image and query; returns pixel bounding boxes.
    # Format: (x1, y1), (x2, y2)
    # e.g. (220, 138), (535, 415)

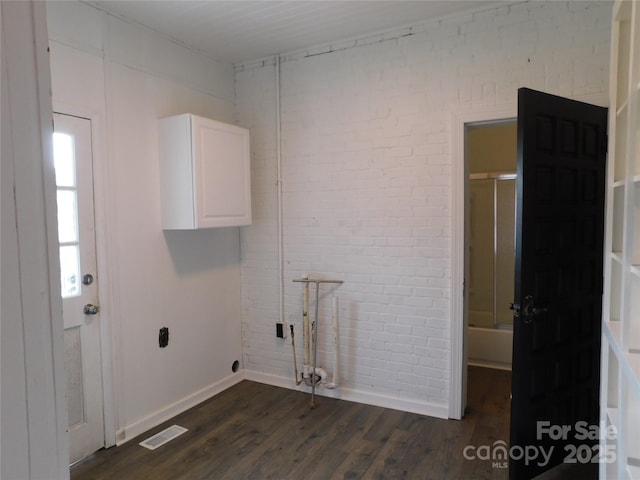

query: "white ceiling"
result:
(86, 1), (508, 64)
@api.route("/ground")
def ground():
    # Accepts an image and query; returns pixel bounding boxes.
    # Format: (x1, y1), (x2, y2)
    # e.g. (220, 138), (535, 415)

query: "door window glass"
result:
(53, 132), (81, 298)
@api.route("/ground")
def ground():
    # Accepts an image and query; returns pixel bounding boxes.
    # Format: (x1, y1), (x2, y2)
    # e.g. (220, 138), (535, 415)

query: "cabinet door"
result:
(192, 116), (251, 228)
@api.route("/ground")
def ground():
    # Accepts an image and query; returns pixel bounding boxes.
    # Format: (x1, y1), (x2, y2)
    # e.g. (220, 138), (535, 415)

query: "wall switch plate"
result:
(276, 323), (284, 338)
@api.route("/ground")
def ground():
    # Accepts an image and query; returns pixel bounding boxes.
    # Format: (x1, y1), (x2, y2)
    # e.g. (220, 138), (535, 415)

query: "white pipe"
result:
(302, 277), (310, 370)
(310, 282), (320, 408)
(292, 278), (343, 392)
(276, 54), (285, 334)
(314, 367), (328, 384)
(326, 296), (339, 389)
(290, 325), (302, 385)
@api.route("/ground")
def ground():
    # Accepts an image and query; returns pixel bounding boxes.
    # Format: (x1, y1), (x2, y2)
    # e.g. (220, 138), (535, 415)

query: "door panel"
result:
(510, 89), (607, 479)
(53, 113), (104, 464)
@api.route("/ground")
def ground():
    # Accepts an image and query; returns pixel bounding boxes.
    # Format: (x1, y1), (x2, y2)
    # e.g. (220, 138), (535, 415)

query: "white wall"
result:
(1, 2), (69, 478)
(47, 1), (244, 444)
(236, 1), (612, 416)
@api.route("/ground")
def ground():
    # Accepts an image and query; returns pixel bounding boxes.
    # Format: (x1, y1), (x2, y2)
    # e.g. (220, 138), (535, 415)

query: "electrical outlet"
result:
(159, 327), (169, 347)
(276, 323), (284, 338)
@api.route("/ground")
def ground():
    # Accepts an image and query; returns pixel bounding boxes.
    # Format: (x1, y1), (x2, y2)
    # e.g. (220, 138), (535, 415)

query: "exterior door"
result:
(509, 89), (607, 479)
(53, 113), (105, 464)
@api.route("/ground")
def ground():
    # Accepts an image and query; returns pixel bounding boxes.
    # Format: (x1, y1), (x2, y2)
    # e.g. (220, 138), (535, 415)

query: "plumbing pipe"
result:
(310, 317), (317, 408)
(310, 281), (320, 409)
(276, 54), (285, 335)
(293, 278), (342, 380)
(302, 276), (310, 370)
(291, 278), (344, 401)
(290, 325), (302, 385)
(301, 366), (326, 386)
(314, 367), (328, 384)
(326, 296), (339, 389)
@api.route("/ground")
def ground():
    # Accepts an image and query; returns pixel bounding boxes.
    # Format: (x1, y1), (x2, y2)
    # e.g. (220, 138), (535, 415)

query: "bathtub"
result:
(468, 326), (512, 370)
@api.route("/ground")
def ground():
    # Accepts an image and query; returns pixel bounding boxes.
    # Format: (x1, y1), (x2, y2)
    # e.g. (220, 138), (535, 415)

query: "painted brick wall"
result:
(236, 1), (611, 414)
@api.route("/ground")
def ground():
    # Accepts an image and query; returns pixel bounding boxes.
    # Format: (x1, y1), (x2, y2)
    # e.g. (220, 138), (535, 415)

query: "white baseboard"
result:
(468, 360), (512, 371)
(244, 370), (449, 419)
(116, 371), (245, 445)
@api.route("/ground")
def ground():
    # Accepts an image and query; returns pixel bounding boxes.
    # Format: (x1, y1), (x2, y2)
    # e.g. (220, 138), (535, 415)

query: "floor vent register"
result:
(139, 425), (188, 450)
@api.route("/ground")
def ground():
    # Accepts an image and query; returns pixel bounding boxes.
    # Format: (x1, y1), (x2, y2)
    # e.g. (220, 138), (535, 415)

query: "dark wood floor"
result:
(71, 366), (511, 479)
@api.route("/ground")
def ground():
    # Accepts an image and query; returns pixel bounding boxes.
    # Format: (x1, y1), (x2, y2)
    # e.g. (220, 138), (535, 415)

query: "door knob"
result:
(520, 295), (547, 324)
(83, 304), (100, 315)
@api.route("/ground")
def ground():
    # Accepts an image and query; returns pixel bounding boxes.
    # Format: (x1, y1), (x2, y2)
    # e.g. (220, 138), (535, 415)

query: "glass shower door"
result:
(469, 174), (516, 329)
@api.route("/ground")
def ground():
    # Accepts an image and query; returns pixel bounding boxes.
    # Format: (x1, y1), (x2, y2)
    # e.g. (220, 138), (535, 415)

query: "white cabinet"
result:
(601, 1), (640, 478)
(158, 113), (251, 229)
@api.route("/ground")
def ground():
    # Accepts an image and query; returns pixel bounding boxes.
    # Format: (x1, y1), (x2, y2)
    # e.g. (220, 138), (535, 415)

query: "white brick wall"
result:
(236, 1), (611, 414)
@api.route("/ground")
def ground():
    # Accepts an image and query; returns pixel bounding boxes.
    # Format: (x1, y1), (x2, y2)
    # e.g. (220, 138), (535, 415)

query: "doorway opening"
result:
(465, 120), (516, 371)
